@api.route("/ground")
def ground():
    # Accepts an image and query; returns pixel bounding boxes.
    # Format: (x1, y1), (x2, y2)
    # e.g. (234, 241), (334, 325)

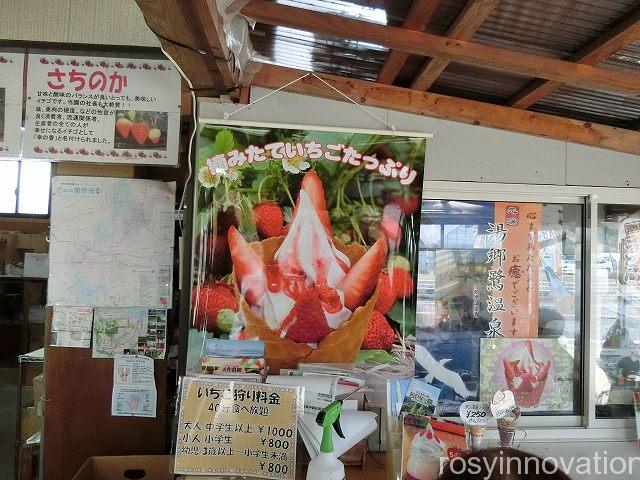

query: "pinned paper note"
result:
(459, 401), (490, 426)
(111, 355), (157, 417)
(51, 307), (93, 348)
(50, 330), (91, 348)
(490, 390), (516, 419)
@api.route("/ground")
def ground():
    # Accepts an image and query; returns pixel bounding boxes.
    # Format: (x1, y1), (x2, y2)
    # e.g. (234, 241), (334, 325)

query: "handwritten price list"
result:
(174, 378), (300, 479)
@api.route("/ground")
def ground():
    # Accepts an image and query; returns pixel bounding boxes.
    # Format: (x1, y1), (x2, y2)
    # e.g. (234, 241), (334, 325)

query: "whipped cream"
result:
(409, 423), (446, 459)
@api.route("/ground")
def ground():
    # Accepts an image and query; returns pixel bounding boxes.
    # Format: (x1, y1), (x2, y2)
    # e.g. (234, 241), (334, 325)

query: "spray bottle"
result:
(306, 399), (346, 480)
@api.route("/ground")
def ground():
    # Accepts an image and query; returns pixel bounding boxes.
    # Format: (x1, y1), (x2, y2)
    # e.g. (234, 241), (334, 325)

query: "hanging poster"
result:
(487, 202), (542, 338)
(0, 52), (25, 157)
(174, 377), (301, 478)
(24, 54), (180, 165)
(188, 120), (427, 373)
(479, 337), (574, 413)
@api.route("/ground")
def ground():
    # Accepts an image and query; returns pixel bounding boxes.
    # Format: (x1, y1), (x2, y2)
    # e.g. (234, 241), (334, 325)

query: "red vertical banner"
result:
(485, 202), (541, 338)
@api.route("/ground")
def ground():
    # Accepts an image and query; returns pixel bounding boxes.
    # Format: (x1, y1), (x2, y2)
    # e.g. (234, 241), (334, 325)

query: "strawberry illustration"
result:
(127, 62), (136, 69)
(114, 62), (124, 68)
(131, 121), (150, 145)
(337, 237), (388, 310)
(95, 149), (104, 156)
(138, 152), (147, 158)
(39, 58), (49, 64)
(374, 273), (396, 314)
(142, 63), (151, 70)
(228, 226), (266, 306)
(70, 59), (79, 66)
(253, 201), (284, 238)
(379, 203), (403, 249)
(192, 282), (238, 332)
(393, 195), (420, 214)
(110, 150), (119, 157)
(362, 311), (395, 350)
(122, 151), (132, 158)
(99, 60), (109, 68)
(34, 147), (43, 153)
(157, 64), (166, 71)
(64, 147), (73, 154)
(279, 286), (331, 344)
(115, 117), (131, 138)
(55, 58), (63, 65)
(0, 57), (6, 63)
(84, 60), (94, 67)
(216, 208), (239, 234)
(153, 152), (162, 158)
(48, 147), (58, 154)
(148, 128), (161, 144)
(391, 267), (414, 298)
(291, 171), (333, 237)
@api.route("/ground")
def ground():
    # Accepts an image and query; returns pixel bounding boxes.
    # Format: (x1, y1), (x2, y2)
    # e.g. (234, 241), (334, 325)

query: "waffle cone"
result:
(236, 236), (379, 373)
(469, 425), (486, 436)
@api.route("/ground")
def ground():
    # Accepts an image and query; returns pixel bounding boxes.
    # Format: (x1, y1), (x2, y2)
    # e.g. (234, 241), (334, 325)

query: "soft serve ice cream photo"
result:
(188, 122), (427, 373)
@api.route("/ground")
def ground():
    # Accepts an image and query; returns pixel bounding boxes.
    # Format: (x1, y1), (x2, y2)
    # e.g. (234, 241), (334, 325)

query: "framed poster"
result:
(24, 54), (180, 165)
(0, 52), (25, 157)
(187, 120), (428, 373)
(479, 337), (575, 413)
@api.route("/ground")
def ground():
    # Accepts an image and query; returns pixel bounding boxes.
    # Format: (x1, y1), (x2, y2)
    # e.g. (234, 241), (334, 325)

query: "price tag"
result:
(459, 401), (490, 426)
(490, 390), (516, 419)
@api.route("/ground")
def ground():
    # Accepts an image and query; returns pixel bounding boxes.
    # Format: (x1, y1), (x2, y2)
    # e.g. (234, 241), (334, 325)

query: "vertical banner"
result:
(188, 121), (427, 373)
(24, 54), (180, 165)
(0, 52), (25, 157)
(487, 202), (541, 338)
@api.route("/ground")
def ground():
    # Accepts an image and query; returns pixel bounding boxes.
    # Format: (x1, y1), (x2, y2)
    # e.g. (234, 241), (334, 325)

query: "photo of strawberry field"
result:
(188, 122), (426, 372)
(113, 110), (168, 150)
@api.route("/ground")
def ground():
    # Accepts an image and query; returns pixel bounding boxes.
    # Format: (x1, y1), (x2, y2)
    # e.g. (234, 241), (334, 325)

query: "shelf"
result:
(0, 276), (47, 281)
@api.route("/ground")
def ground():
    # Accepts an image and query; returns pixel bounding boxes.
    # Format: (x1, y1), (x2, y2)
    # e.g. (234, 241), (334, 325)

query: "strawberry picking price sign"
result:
(23, 54), (180, 165)
(187, 120), (428, 374)
(0, 51), (25, 157)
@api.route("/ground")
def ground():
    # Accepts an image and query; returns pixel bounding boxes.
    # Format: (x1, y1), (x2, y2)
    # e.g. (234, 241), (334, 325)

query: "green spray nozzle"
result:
(315, 400), (345, 454)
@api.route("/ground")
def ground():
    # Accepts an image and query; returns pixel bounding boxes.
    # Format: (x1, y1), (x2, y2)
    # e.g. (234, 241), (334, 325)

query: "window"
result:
(595, 204), (640, 419)
(0, 160), (51, 215)
(416, 199), (583, 417)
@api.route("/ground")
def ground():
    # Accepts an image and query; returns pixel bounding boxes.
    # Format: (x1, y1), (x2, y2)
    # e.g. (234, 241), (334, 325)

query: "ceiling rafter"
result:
(411, 0), (501, 91)
(240, 0), (640, 98)
(252, 64), (640, 156)
(508, 7), (640, 109)
(377, 0), (441, 85)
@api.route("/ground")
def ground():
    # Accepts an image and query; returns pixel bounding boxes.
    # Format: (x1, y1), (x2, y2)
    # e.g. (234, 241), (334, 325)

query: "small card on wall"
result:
(111, 355), (157, 418)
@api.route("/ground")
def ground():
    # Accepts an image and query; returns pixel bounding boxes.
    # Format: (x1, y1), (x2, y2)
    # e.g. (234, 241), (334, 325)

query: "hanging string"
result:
(224, 72), (396, 131)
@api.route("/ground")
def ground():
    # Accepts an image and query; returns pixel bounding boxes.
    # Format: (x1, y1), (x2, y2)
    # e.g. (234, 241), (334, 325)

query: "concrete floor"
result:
(0, 366), (18, 480)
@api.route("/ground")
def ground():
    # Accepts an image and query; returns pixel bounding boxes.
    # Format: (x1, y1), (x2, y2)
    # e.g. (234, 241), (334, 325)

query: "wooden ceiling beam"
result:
(411, 0), (500, 91)
(377, 0), (441, 85)
(241, 0), (640, 98)
(251, 64), (640, 156)
(135, 0), (237, 90)
(509, 8), (640, 109)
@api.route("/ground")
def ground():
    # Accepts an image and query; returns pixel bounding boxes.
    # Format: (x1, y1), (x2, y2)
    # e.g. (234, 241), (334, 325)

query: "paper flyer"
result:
(50, 330), (91, 348)
(111, 355), (157, 417)
(0, 51), (25, 157)
(188, 121), (427, 374)
(400, 378), (441, 417)
(52, 306), (93, 332)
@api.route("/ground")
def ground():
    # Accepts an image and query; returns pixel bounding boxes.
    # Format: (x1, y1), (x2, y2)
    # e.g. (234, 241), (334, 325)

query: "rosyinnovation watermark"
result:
(440, 451), (640, 479)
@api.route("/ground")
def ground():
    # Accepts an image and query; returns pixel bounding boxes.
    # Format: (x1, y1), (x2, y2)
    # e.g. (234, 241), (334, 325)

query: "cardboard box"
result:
(72, 456), (173, 480)
(32, 374), (44, 408)
(24, 253), (48, 278)
(17, 234), (48, 253)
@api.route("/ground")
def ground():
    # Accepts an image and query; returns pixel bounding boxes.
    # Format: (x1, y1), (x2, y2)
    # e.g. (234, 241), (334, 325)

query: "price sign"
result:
(174, 377), (300, 479)
(459, 401), (490, 426)
(490, 390), (516, 419)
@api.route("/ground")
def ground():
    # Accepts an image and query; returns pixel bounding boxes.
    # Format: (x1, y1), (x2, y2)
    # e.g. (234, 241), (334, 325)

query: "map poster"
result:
(48, 176), (175, 308)
(24, 54), (180, 165)
(174, 377), (300, 479)
(0, 51), (25, 157)
(479, 337), (575, 413)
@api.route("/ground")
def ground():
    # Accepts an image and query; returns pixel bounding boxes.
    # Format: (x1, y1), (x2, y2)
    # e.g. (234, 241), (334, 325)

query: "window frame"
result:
(0, 159), (51, 217)
(423, 180), (637, 441)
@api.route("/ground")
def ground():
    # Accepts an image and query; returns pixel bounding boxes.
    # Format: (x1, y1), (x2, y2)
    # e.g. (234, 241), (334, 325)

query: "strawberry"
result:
(228, 226), (266, 306)
(374, 273), (396, 314)
(216, 208), (239, 234)
(392, 267), (414, 298)
(292, 171), (333, 237)
(393, 196), (420, 214)
(197, 232), (230, 273)
(280, 286), (331, 344)
(362, 311), (395, 350)
(253, 201), (284, 238)
(148, 128), (161, 144)
(131, 121), (150, 145)
(337, 237), (388, 310)
(192, 282), (238, 332)
(379, 204), (403, 249)
(115, 117), (131, 138)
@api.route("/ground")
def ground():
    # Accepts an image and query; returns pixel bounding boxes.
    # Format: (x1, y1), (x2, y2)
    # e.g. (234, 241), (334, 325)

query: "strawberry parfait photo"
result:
(188, 123), (426, 373)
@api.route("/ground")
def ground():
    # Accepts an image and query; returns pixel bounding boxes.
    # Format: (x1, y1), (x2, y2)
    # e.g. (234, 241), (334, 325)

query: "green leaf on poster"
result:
(356, 349), (398, 365)
(214, 129), (235, 152)
(387, 301), (416, 337)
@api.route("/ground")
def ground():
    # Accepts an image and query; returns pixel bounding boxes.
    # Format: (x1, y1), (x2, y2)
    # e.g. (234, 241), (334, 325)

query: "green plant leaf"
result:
(356, 349), (398, 365)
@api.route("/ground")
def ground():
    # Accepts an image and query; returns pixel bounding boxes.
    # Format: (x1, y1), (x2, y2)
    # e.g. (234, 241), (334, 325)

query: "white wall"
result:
(0, 0), (158, 47)
(200, 87), (640, 189)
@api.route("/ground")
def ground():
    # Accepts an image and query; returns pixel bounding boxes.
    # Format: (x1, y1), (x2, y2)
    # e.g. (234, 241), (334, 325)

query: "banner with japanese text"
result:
(487, 202), (541, 338)
(0, 52), (25, 157)
(24, 54), (181, 165)
(187, 120), (427, 374)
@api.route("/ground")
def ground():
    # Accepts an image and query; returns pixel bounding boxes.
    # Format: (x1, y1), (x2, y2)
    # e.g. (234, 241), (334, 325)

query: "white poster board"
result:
(47, 176), (175, 308)
(0, 52), (25, 157)
(24, 54), (180, 165)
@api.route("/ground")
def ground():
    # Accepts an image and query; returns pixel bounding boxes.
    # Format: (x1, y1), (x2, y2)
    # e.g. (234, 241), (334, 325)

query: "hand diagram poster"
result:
(0, 52), (24, 157)
(188, 120), (427, 373)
